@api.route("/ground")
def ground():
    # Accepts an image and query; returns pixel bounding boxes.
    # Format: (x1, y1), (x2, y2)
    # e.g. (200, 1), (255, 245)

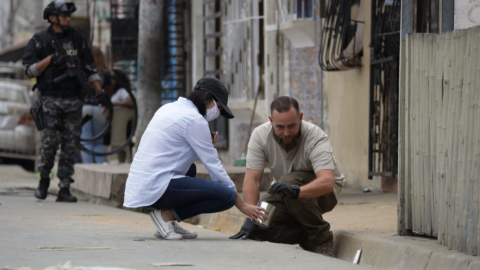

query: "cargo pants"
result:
(254, 171), (337, 251)
(38, 96), (83, 188)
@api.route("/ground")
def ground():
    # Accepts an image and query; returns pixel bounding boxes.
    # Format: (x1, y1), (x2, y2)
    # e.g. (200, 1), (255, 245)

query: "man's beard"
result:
(272, 126), (302, 152)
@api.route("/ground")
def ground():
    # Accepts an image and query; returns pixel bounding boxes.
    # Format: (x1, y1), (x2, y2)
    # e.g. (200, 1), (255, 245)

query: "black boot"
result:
(34, 178), (50, 200)
(56, 188), (77, 203)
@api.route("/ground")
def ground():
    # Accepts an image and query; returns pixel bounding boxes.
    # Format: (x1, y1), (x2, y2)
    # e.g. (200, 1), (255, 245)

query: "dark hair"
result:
(187, 89), (214, 116)
(112, 69), (132, 92)
(270, 96), (300, 115)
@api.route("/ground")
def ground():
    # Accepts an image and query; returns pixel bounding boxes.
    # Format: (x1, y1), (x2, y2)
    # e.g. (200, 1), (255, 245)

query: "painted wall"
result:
(454, 0), (480, 30)
(288, 45), (325, 131)
(196, 0), (377, 192)
(322, 0), (380, 190)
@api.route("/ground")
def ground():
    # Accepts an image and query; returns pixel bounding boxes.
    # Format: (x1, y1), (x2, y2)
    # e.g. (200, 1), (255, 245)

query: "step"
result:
(72, 163), (273, 207)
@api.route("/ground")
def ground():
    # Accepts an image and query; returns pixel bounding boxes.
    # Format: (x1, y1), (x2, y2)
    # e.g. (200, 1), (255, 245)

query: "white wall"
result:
(454, 0), (480, 29)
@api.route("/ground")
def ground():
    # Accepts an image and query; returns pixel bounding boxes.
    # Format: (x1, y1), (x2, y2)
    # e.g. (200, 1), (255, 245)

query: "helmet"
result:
(43, 1), (77, 22)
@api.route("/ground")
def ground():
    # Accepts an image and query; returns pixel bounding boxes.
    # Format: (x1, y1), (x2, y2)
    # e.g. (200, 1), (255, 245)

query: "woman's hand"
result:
(212, 131), (218, 144)
(238, 203), (269, 222)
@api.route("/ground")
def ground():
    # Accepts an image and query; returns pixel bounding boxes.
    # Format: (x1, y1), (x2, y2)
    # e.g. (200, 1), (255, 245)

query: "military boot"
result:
(34, 178), (50, 200)
(56, 188), (77, 203)
(313, 232), (334, 257)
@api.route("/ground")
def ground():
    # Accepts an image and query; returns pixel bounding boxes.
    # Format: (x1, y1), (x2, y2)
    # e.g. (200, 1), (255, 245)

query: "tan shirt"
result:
(246, 120), (345, 200)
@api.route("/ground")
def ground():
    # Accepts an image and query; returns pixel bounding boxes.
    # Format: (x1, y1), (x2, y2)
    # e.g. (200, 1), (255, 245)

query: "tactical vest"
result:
(33, 28), (84, 98)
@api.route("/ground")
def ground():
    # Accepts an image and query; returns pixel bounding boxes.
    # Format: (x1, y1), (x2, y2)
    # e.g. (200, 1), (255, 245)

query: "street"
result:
(0, 165), (373, 270)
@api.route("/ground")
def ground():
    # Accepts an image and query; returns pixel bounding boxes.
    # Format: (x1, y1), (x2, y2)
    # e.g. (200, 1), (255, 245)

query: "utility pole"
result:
(136, 0), (164, 142)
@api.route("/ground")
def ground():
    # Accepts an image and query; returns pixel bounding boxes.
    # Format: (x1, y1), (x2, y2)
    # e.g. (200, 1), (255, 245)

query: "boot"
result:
(300, 232), (335, 257)
(313, 232), (334, 257)
(56, 188), (77, 203)
(34, 178), (50, 200)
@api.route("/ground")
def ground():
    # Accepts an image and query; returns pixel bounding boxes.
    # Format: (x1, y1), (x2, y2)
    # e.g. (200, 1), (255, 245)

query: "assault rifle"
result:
(50, 38), (97, 97)
(49, 37), (113, 141)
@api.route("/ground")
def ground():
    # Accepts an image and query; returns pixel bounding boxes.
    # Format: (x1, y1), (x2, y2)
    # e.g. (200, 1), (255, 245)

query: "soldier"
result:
(22, 1), (103, 202)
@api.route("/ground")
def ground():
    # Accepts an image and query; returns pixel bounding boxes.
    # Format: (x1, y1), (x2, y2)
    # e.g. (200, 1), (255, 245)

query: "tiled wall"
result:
(288, 8), (328, 132)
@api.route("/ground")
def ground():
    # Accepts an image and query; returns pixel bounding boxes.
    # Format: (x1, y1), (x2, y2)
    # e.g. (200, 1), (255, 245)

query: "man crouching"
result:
(230, 96), (345, 257)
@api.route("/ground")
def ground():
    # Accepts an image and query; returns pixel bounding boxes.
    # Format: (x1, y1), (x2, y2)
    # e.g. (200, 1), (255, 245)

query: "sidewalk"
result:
(2, 164), (480, 270)
(0, 165), (372, 270)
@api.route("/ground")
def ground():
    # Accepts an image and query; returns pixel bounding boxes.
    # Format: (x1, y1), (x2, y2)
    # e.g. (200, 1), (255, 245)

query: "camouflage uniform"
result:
(22, 1), (101, 202)
(38, 96), (83, 188)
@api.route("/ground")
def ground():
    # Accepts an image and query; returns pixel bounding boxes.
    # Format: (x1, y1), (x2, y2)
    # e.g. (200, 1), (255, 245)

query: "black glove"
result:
(229, 219), (258, 240)
(51, 54), (67, 67)
(267, 181), (300, 199)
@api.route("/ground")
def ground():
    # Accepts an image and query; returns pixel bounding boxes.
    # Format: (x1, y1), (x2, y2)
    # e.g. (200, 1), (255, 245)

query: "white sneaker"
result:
(154, 222), (198, 239)
(149, 210), (183, 240)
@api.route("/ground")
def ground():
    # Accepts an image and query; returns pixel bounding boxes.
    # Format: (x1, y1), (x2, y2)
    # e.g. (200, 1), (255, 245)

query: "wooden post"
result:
(444, 31), (456, 248)
(475, 27), (480, 255)
(466, 27), (480, 255)
(434, 32), (446, 241)
(423, 34), (432, 235)
(405, 34), (413, 232)
(398, 37), (407, 235)
(457, 28), (471, 253)
(428, 34), (437, 236)
(412, 34), (420, 232)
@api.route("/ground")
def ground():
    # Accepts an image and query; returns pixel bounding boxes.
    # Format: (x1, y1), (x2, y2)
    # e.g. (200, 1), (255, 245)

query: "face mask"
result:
(205, 100), (220, 122)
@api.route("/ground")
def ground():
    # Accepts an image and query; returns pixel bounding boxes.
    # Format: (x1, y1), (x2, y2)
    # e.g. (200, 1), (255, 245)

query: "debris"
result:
(149, 263), (193, 267)
(1, 267), (39, 270)
(214, 228), (221, 232)
(133, 238), (145, 241)
(28, 247), (134, 251)
(43, 261), (134, 270)
(362, 188), (371, 193)
(353, 249), (362, 264)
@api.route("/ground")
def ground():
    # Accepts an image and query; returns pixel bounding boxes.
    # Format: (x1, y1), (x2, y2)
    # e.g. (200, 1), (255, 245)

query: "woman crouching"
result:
(123, 77), (267, 240)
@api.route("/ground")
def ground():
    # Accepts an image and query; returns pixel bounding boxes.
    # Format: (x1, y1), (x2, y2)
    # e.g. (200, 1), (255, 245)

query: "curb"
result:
(334, 230), (480, 270)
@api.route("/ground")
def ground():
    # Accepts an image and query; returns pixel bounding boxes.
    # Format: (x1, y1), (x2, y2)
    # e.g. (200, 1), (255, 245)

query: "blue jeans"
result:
(80, 105), (106, 163)
(150, 164), (237, 221)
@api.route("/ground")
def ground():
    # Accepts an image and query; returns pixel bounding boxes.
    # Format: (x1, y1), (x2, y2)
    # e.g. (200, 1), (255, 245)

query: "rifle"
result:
(50, 38), (97, 97)
(49, 37), (113, 141)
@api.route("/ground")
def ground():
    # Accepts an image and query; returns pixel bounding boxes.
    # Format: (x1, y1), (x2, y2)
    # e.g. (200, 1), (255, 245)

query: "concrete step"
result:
(72, 163), (274, 207)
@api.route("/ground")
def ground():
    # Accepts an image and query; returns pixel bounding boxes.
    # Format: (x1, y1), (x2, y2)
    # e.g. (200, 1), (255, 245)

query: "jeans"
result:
(80, 105), (106, 163)
(149, 164), (237, 221)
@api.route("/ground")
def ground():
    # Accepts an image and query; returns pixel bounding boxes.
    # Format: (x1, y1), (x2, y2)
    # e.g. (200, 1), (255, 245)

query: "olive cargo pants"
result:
(254, 171), (337, 250)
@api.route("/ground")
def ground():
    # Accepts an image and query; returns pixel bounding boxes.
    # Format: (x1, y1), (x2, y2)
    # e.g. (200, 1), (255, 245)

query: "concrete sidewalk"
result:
(0, 165), (371, 270)
(2, 164), (480, 270)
